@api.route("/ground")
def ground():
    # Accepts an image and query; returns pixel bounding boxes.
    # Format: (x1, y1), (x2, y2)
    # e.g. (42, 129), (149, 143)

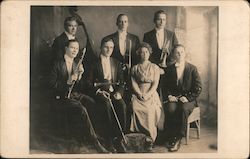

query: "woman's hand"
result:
(142, 93), (151, 101)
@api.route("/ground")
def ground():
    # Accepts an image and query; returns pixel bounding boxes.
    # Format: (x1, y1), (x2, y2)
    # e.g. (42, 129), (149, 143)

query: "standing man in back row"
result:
(143, 10), (178, 67)
(102, 14), (140, 68)
(52, 16), (79, 62)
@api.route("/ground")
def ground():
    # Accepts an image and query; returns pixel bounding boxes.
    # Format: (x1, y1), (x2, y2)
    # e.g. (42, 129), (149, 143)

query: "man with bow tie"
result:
(102, 14), (140, 67)
(161, 44), (202, 152)
(48, 39), (108, 153)
(87, 38), (126, 153)
(51, 16), (79, 62)
(143, 10), (178, 67)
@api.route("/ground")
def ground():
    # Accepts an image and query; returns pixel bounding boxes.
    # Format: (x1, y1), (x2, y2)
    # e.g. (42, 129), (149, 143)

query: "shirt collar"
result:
(100, 54), (110, 61)
(64, 54), (74, 63)
(118, 30), (127, 36)
(155, 27), (164, 33)
(175, 61), (185, 67)
(65, 31), (75, 40)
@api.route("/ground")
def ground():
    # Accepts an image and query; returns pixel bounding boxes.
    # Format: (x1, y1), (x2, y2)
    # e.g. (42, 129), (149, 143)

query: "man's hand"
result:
(99, 90), (110, 99)
(168, 95), (178, 102)
(71, 73), (78, 82)
(179, 96), (189, 103)
(77, 64), (84, 80)
(113, 92), (122, 100)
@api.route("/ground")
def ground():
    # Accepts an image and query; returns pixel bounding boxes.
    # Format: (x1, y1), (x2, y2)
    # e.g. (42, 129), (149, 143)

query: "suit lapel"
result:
(172, 65), (178, 86)
(113, 32), (120, 53)
(97, 58), (104, 81)
(181, 62), (188, 89)
(110, 58), (116, 82)
(152, 29), (158, 49)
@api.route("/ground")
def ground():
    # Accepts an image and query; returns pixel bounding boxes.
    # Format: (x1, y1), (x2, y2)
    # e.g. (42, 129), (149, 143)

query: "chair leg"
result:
(186, 123), (190, 145)
(195, 120), (201, 139)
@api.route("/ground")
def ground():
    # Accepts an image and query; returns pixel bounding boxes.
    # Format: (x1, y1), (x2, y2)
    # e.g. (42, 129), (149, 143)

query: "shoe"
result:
(94, 141), (110, 153)
(169, 138), (181, 152)
(145, 136), (153, 152)
(166, 137), (176, 149)
(108, 143), (117, 153)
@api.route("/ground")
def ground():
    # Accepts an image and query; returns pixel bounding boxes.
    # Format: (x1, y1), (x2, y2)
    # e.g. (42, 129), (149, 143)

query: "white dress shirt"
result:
(118, 30), (127, 56)
(155, 28), (165, 49)
(64, 54), (74, 84)
(65, 31), (76, 40)
(100, 54), (114, 92)
(175, 62), (185, 85)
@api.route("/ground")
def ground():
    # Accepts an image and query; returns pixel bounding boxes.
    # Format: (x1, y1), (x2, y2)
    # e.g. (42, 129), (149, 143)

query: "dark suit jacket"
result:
(86, 57), (125, 97)
(102, 32), (140, 66)
(48, 58), (84, 98)
(162, 62), (202, 102)
(51, 32), (69, 61)
(143, 29), (178, 65)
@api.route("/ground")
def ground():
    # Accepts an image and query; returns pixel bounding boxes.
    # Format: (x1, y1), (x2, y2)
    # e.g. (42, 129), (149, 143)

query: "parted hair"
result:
(100, 37), (114, 48)
(116, 14), (128, 25)
(153, 10), (167, 23)
(136, 42), (153, 56)
(65, 39), (79, 48)
(64, 16), (78, 30)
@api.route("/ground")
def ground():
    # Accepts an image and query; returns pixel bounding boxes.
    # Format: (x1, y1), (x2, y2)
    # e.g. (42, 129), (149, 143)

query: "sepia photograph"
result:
(0, 0), (249, 158)
(30, 5), (218, 154)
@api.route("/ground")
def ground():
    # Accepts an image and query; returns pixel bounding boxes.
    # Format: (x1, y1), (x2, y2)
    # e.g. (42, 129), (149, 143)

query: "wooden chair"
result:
(185, 106), (201, 144)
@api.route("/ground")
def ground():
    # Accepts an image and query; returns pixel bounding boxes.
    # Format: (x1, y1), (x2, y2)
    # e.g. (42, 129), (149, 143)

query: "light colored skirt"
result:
(130, 91), (162, 141)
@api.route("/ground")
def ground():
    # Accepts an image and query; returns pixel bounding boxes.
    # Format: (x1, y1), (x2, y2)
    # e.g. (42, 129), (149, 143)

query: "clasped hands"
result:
(168, 95), (189, 103)
(137, 93), (151, 101)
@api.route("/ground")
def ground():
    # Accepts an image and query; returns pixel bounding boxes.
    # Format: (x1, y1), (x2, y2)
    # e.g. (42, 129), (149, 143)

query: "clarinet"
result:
(66, 48), (86, 99)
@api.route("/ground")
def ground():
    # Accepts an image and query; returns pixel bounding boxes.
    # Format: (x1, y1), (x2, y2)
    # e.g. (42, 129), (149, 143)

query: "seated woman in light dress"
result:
(130, 42), (162, 149)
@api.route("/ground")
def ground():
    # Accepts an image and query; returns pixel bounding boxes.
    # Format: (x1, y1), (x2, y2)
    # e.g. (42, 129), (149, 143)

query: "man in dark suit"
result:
(102, 14), (140, 132)
(87, 38), (126, 153)
(48, 39), (108, 153)
(161, 44), (202, 152)
(102, 14), (140, 67)
(143, 10), (178, 67)
(51, 16), (79, 62)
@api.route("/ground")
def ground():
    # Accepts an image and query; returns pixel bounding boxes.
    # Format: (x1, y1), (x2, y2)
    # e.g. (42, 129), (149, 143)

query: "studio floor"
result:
(30, 124), (217, 154)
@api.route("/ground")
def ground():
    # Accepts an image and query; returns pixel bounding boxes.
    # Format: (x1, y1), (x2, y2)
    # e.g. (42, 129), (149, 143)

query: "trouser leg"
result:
(112, 98), (127, 133)
(164, 102), (179, 140)
(179, 101), (195, 137)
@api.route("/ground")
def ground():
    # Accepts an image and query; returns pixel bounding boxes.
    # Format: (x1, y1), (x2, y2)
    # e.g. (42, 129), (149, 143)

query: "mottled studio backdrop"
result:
(30, 6), (218, 128)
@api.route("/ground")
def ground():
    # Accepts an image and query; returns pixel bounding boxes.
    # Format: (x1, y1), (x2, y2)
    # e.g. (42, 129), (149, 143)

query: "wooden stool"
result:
(185, 107), (200, 144)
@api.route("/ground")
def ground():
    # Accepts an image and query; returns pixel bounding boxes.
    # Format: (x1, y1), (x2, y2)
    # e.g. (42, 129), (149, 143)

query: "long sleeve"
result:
(185, 67), (202, 102)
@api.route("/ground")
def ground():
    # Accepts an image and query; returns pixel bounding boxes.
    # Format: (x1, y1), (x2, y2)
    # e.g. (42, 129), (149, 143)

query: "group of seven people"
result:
(47, 9), (202, 153)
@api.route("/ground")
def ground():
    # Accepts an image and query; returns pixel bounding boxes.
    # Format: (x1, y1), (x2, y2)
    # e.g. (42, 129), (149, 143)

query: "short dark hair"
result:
(116, 14), (128, 26)
(153, 10), (167, 23)
(136, 42), (153, 56)
(172, 44), (185, 53)
(100, 37), (114, 48)
(65, 39), (79, 48)
(64, 16), (78, 30)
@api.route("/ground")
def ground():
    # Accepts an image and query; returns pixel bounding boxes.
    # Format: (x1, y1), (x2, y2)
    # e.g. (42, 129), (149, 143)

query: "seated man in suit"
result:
(161, 44), (202, 152)
(48, 39), (108, 153)
(87, 38), (126, 153)
(143, 10), (178, 67)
